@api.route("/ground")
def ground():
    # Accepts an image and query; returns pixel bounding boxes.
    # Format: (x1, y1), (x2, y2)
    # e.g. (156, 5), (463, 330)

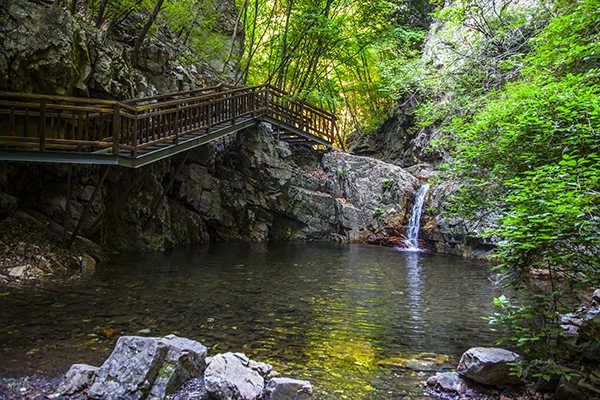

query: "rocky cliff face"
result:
(345, 2), (533, 259)
(0, 123), (419, 258)
(0, 0), (229, 99)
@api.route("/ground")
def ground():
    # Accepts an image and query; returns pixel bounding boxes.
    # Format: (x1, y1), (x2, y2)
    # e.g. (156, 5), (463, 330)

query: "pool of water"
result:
(0, 242), (503, 399)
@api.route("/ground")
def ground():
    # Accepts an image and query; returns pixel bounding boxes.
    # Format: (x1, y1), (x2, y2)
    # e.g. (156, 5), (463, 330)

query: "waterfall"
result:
(403, 183), (430, 251)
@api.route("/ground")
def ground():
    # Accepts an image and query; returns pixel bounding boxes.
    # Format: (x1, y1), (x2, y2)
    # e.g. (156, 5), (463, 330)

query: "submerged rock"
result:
(263, 377), (312, 400)
(457, 347), (521, 386)
(426, 372), (469, 395)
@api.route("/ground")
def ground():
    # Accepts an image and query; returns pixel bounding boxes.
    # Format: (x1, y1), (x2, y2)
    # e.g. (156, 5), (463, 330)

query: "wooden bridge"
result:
(0, 84), (338, 168)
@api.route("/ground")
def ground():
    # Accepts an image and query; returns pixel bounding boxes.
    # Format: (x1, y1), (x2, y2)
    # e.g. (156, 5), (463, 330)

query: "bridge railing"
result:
(263, 84), (336, 144)
(0, 92), (137, 153)
(0, 84), (336, 157)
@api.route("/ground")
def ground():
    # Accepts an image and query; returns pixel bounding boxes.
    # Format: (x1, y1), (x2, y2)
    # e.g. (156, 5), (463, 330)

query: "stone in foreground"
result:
(426, 372), (469, 395)
(204, 352), (265, 400)
(58, 364), (99, 395)
(457, 347), (521, 386)
(87, 335), (207, 400)
(147, 335), (208, 399)
(264, 377), (312, 400)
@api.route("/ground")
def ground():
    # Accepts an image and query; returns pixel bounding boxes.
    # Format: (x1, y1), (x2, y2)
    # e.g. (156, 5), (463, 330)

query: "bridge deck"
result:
(0, 84), (338, 168)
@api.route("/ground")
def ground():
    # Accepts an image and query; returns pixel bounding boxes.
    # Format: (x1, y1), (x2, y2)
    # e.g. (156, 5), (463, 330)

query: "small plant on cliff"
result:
(373, 207), (384, 217)
(382, 178), (394, 190)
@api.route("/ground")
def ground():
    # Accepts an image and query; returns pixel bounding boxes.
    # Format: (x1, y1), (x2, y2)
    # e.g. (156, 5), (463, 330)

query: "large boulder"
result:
(457, 347), (521, 386)
(87, 335), (207, 400)
(204, 353), (268, 400)
(147, 335), (209, 399)
(554, 375), (584, 400)
(263, 377), (312, 400)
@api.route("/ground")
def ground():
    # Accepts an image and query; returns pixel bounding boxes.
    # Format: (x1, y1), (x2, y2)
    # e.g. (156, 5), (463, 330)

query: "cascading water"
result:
(402, 183), (430, 251)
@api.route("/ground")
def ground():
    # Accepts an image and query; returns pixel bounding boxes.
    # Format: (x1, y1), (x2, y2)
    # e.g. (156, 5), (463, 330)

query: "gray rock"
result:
(58, 364), (99, 395)
(580, 341), (600, 364)
(88, 335), (207, 400)
(579, 314), (600, 343)
(457, 347), (521, 386)
(0, 0), (92, 95)
(592, 289), (600, 307)
(426, 372), (469, 395)
(263, 377), (312, 400)
(0, 191), (18, 214)
(89, 336), (169, 400)
(146, 335), (208, 400)
(204, 353), (264, 400)
(8, 266), (26, 277)
(554, 375), (583, 400)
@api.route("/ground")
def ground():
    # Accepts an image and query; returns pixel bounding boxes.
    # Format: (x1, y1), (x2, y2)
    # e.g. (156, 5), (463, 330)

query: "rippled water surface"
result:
(0, 242), (503, 399)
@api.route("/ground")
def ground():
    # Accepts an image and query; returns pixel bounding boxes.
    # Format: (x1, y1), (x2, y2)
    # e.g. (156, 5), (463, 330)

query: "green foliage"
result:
(446, 0), (600, 362)
(68, 0), (225, 68)
(373, 207), (384, 217)
(238, 0), (431, 142)
(382, 178), (395, 190)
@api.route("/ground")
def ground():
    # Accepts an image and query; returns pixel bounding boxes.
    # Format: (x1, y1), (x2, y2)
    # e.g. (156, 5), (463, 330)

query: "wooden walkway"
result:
(0, 84), (338, 168)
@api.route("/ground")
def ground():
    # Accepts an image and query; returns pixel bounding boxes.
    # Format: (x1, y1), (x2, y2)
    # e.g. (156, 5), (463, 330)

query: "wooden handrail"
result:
(0, 83), (336, 157)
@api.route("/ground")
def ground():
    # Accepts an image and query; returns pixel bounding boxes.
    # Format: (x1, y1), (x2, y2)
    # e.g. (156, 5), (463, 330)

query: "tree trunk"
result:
(131, 0), (165, 67)
(95, 0), (110, 27)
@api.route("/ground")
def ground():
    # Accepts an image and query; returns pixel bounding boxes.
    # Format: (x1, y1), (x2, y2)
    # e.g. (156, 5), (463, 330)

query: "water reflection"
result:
(403, 251), (425, 330)
(0, 242), (502, 399)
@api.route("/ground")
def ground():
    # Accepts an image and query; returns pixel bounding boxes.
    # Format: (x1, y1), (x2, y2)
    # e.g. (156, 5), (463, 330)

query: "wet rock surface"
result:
(263, 377), (312, 400)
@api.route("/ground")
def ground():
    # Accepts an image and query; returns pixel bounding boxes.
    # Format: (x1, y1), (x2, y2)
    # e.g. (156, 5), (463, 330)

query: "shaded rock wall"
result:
(0, 123), (419, 254)
(0, 0), (226, 99)
(346, 93), (420, 167)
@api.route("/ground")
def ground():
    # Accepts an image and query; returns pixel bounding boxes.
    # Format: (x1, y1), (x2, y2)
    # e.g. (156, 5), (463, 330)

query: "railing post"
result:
(251, 88), (256, 118)
(174, 103), (180, 145)
(132, 111), (139, 158)
(300, 102), (305, 131)
(232, 94), (236, 125)
(207, 103), (211, 135)
(113, 103), (120, 155)
(39, 99), (46, 151)
(9, 107), (14, 137)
